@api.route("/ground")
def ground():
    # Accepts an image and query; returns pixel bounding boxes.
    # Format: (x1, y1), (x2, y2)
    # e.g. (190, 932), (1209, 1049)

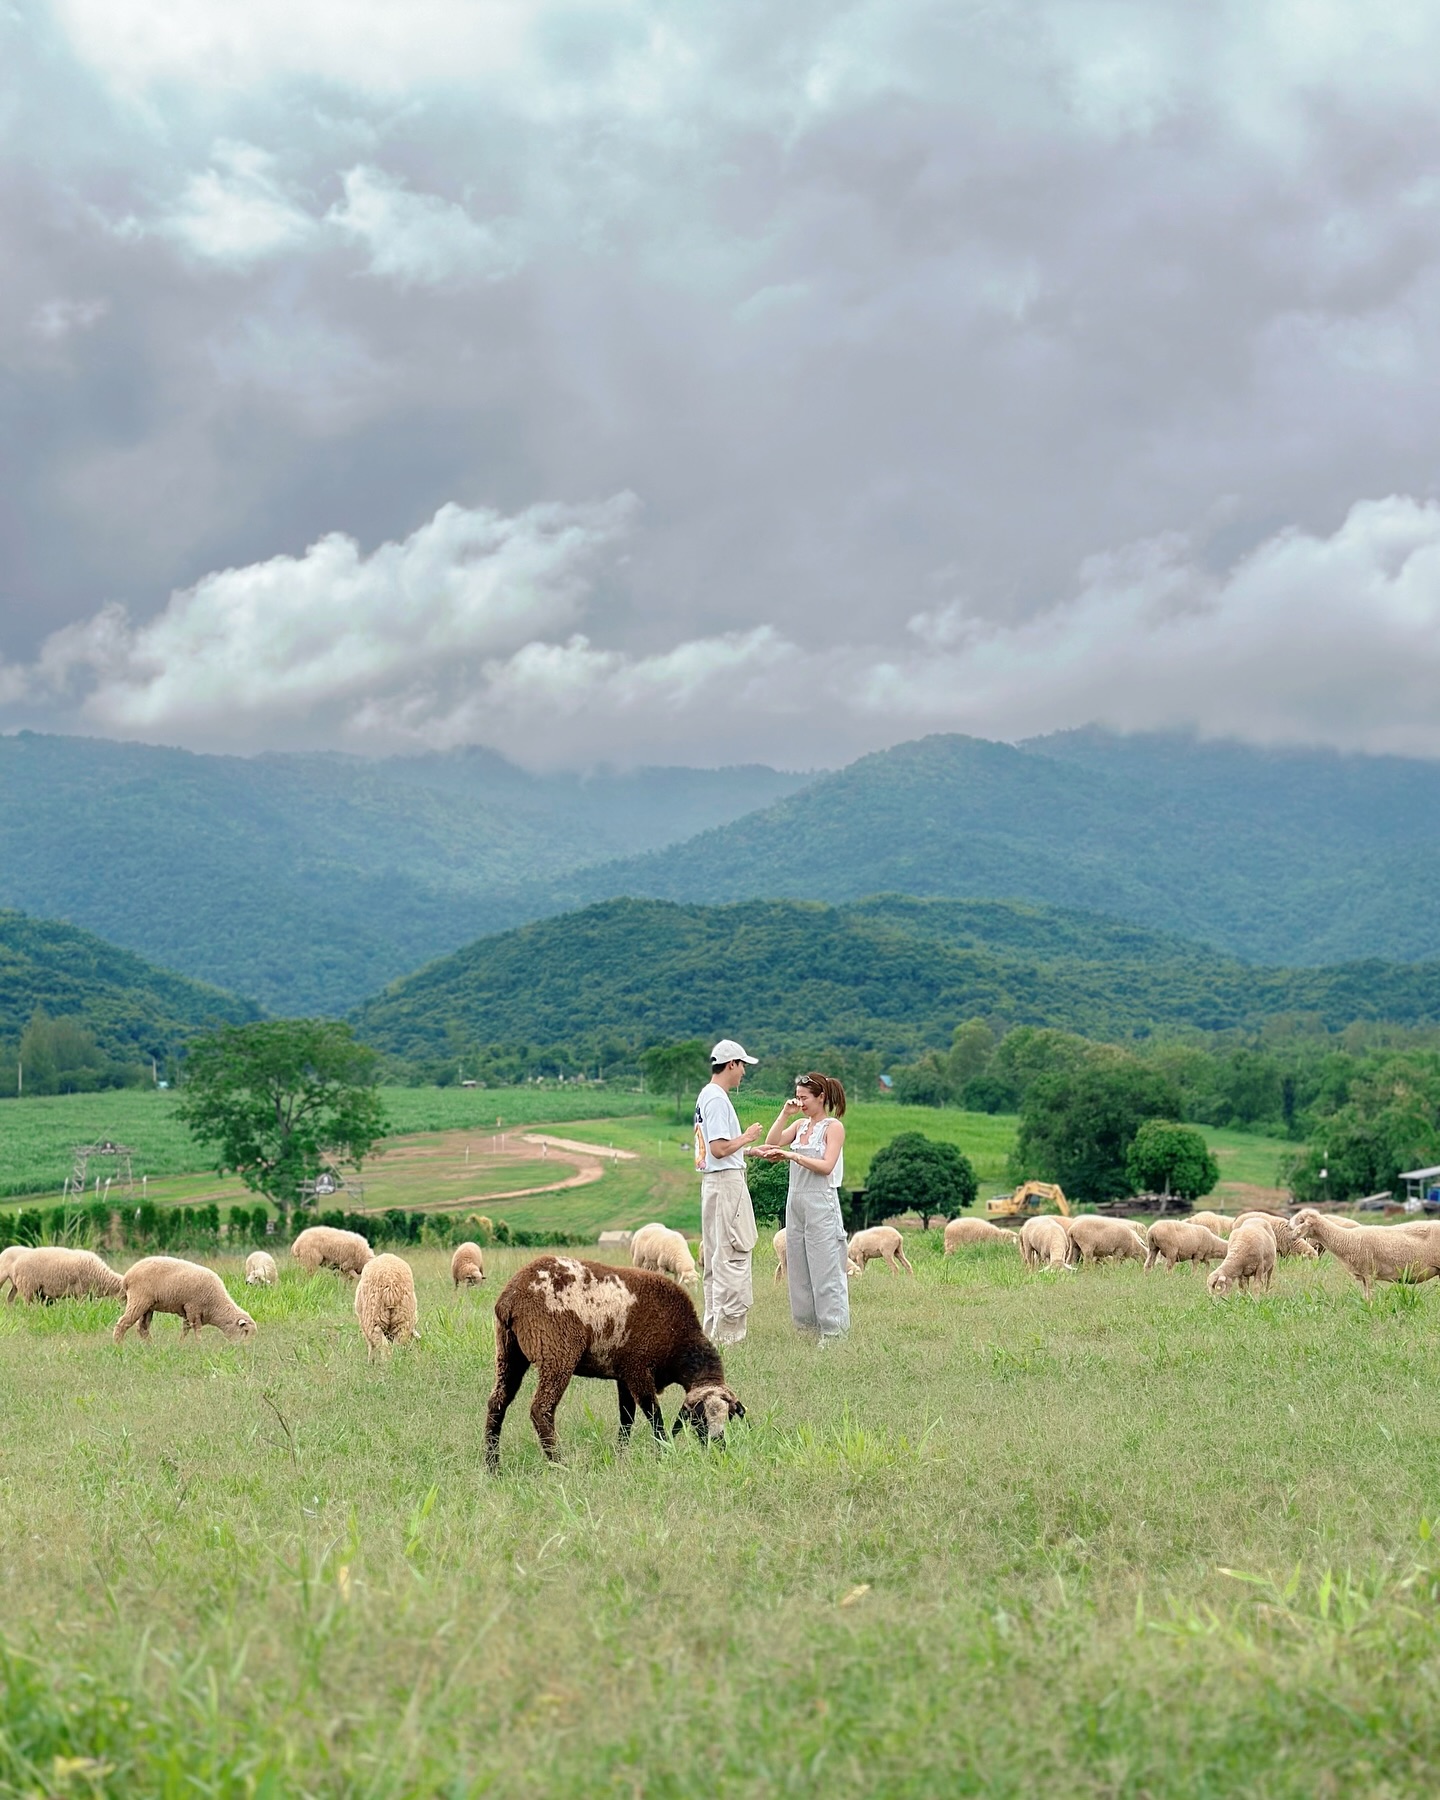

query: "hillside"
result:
(0, 733), (803, 1013)
(350, 895), (1440, 1062)
(0, 910), (258, 1066)
(469, 731), (1440, 966)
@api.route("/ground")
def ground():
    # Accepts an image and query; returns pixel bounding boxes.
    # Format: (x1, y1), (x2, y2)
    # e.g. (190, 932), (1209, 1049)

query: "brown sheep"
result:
(5, 1247), (124, 1304)
(1232, 1211), (1318, 1259)
(1207, 1221), (1276, 1297)
(943, 1218), (1016, 1254)
(1143, 1219), (1229, 1274)
(484, 1255), (745, 1468)
(847, 1226), (915, 1276)
(291, 1225), (374, 1281)
(1292, 1209), (1440, 1301)
(1019, 1215), (1073, 1270)
(113, 1257), (257, 1343)
(1066, 1216), (1147, 1266)
(452, 1241), (486, 1287)
(354, 1253), (420, 1357)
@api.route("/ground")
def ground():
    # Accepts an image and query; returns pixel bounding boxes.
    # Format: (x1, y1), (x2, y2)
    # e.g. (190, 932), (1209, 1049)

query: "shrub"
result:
(861, 1133), (978, 1227)
(746, 1156), (789, 1226)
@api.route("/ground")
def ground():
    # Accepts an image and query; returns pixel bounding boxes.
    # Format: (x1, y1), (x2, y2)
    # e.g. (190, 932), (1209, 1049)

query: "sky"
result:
(4, 0), (1440, 769)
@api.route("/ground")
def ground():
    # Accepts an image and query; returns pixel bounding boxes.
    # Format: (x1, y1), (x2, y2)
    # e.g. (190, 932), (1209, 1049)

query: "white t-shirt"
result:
(694, 1081), (743, 1172)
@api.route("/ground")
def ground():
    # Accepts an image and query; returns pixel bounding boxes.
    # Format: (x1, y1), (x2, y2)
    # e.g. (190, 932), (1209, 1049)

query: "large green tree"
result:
(1124, 1119), (1219, 1203)
(1012, 1061), (1182, 1205)
(177, 1020), (386, 1211)
(861, 1132), (978, 1228)
(638, 1040), (710, 1116)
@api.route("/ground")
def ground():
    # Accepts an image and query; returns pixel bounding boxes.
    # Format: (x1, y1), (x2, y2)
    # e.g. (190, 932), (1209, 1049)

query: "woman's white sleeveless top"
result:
(787, 1116), (843, 1198)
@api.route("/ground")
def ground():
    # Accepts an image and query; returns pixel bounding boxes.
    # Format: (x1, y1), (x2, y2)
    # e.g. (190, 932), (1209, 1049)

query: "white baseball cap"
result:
(710, 1039), (758, 1066)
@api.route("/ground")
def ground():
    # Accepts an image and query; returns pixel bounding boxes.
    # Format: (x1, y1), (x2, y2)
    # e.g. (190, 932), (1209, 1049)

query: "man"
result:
(694, 1039), (762, 1345)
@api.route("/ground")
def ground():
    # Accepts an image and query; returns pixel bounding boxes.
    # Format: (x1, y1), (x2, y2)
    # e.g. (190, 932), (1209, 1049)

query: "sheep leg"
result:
(528, 1369), (573, 1462)
(483, 1331), (531, 1470)
(624, 1372), (666, 1444)
(896, 1245), (916, 1276)
(616, 1382), (637, 1445)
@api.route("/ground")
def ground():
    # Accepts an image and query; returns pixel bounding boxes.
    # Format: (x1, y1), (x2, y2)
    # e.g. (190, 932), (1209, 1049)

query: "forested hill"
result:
(0, 733), (802, 1013)
(0, 910), (258, 1063)
(350, 894), (1440, 1063)
(470, 731), (1440, 966)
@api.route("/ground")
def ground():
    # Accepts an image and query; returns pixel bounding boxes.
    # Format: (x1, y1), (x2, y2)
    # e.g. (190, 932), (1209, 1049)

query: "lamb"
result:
(6, 1247), (125, 1304)
(113, 1256), (257, 1343)
(1206, 1221), (1276, 1297)
(1019, 1215), (1073, 1270)
(244, 1250), (278, 1286)
(1188, 1211), (1233, 1237)
(1232, 1211), (1318, 1259)
(846, 1226), (916, 1276)
(290, 1225), (374, 1280)
(629, 1222), (669, 1271)
(354, 1252), (420, 1357)
(1291, 1208), (1440, 1301)
(1065, 1215), (1147, 1266)
(943, 1218), (1016, 1254)
(1143, 1219), (1229, 1273)
(484, 1254), (745, 1467)
(452, 1241), (487, 1287)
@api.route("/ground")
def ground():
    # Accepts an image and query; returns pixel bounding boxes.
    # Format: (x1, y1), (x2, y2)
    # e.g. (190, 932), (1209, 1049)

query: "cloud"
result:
(329, 167), (522, 287)
(29, 297), (109, 341)
(158, 142), (316, 266)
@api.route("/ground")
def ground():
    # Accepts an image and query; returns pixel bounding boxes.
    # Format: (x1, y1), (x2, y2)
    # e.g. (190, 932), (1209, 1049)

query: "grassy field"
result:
(3, 1239), (1439, 1795)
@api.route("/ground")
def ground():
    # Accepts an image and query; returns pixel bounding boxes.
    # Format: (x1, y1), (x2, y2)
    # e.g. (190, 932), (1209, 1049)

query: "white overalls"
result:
(785, 1117), (850, 1339)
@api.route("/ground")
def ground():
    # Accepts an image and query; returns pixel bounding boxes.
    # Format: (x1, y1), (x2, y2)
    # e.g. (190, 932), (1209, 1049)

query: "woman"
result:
(761, 1072), (850, 1344)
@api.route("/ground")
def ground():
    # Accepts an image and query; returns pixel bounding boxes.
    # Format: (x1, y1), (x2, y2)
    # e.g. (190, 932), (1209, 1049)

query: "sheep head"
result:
(672, 1383), (746, 1445)
(226, 1311), (258, 1341)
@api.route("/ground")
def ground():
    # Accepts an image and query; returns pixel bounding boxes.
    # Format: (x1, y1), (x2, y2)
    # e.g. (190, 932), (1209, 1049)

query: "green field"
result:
(3, 1240), (1439, 1794)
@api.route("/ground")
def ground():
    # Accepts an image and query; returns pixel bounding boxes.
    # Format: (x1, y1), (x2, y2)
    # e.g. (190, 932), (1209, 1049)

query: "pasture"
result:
(3, 1237), (1440, 1795)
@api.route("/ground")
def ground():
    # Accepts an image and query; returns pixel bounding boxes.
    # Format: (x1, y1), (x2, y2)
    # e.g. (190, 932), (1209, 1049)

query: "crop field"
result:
(3, 1238), (1439, 1795)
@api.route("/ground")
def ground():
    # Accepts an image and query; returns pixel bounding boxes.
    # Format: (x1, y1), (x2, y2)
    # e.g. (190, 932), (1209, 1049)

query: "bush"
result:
(746, 1156), (789, 1227)
(860, 1133), (978, 1227)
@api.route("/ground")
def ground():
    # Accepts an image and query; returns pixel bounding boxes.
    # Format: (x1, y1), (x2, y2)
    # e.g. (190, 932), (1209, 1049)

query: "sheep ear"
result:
(731, 1399), (746, 1419)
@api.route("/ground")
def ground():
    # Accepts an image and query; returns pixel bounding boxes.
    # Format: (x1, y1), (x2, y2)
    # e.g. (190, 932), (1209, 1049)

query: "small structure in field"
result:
(67, 1140), (139, 1199)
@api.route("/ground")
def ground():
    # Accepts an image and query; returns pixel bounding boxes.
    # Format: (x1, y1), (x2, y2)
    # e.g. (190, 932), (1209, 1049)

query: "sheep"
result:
(244, 1250), (278, 1287)
(846, 1226), (916, 1276)
(0, 1244), (26, 1295)
(1206, 1221), (1277, 1297)
(484, 1254), (745, 1467)
(629, 1222), (669, 1271)
(772, 1227), (787, 1283)
(290, 1225), (374, 1281)
(1019, 1215), (1073, 1270)
(1291, 1208), (1440, 1302)
(1232, 1211), (1318, 1259)
(1143, 1219), (1229, 1273)
(650, 1227), (699, 1285)
(1189, 1210), (1233, 1237)
(1066, 1215), (1147, 1266)
(452, 1241), (487, 1287)
(113, 1256), (257, 1343)
(6, 1247), (125, 1304)
(943, 1218), (1016, 1254)
(354, 1252), (420, 1357)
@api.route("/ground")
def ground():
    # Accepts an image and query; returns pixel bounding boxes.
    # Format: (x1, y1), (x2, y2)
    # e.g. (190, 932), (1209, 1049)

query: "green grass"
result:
(3, 1242), (1440, 1794)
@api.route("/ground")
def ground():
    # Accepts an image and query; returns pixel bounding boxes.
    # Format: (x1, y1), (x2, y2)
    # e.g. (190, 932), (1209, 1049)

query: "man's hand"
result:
(741, 1123), (762, 1145)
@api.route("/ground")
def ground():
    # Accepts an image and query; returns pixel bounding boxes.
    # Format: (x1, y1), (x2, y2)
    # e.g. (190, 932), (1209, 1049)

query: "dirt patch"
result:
(1215, 1180), (1292, 1211)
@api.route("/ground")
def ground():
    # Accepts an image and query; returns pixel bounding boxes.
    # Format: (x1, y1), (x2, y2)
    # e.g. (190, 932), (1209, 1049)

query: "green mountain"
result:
(0, 733), (803, 1013)
(470, 731), (1440, 966)
(0, 910), (258, 1064)
(350, 895), (1440, 1063)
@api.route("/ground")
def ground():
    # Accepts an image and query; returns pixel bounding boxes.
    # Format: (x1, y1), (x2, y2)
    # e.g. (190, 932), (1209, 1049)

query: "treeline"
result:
(0, 1010), (165, 1098)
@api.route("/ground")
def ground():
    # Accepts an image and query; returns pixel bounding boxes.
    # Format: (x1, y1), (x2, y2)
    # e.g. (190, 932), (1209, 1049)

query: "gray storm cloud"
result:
(4, 0), (1440, 765)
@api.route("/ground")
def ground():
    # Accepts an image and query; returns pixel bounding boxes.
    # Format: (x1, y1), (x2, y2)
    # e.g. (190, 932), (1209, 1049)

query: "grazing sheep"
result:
(1066, 1216), (1147, 1266)
(1189, 1211), (1233, 1237)
(943, 1218), (1016, 1254)
(452, 1241), (486, 1287)
(244, 1250), (278, 1287)
(6, 1247), (125, 1304)
(1019, 1215), (1074, 1270)
(354, 1253), (420, 1357)
(1207, 1221), (1277, 1297)
(650, 1227), (699, 1285)
(291, 1225), (373, 1281)
(1291, 1208), (1440, 1301)
(847, 1226), (916, 1276)
(0, 1244), (27, 1295)
(629, 1222), (669, 1271)
(484, 1254), (745, 1467)
(772, 1227), (787, 1283)
(1143, 1219), (1229, 1273)
(113, 1257), (257, 1343)
(1233, 1211), (1318, 1259)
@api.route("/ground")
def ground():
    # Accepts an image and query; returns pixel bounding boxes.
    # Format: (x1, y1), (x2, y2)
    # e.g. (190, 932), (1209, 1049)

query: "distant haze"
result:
(5, 3), (1440, 767)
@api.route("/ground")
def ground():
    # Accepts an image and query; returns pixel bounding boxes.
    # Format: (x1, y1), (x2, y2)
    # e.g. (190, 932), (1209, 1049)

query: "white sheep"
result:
(290, 1225), (374, 1281)
(943, 1218), (1016, 1254)
(1143, 1219), (1229, 1273)
(650, 1227), (699, 1285)
(244, 1250), (278, 1287)
(1206, 1221), (1276, 1297)
(354, 1253), (420, 1357)
(0, 1244), (24, 1295)
(846, 1226), (915, 1276)
(1232, 1211), (1318, 1259)
(629, 1222), (669, 1271)
(452, 1241), (486, 1287)
(772, 1227), (787, 1284)
(1291, 1208), (1440, 1301)
(1019, 1215), (1073, 1270)
(114, 1257), (257, 1343)
(1066, 1215), (1147, 1265)
(6, 1247), (125, 1304)
(1188, 1210), (1233, 1237)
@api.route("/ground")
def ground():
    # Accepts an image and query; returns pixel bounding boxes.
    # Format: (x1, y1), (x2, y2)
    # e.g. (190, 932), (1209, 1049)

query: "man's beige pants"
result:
(700, 1167), (758, 1345)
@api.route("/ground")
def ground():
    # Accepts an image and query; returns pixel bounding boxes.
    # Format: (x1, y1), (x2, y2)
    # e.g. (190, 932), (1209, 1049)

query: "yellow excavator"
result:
(986, 1180), (1070, 1220)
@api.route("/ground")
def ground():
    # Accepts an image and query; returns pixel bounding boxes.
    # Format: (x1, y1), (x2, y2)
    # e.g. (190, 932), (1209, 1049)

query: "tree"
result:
(746, 1154), (789, 1227)
(638, 1040), (709, 1116)
(1012, 1062), (1182, 1206)
(177, 1020), (386, 1212)
(859, 1132), (977, 1228)
(1125, 1119), (1219, 1203)
(891, 1059), (951, 1108)
(945, 1019), (995, 1091)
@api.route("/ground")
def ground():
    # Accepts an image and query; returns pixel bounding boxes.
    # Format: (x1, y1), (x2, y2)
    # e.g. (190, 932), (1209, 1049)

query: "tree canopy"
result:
(1012, 1061), (1183, 1205)
(861, 1132), (978, 1227)
(638, 1040), (710, 1115)
(1124, 1119), (1219, 1201)
(176, 1020), (386, 1210)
